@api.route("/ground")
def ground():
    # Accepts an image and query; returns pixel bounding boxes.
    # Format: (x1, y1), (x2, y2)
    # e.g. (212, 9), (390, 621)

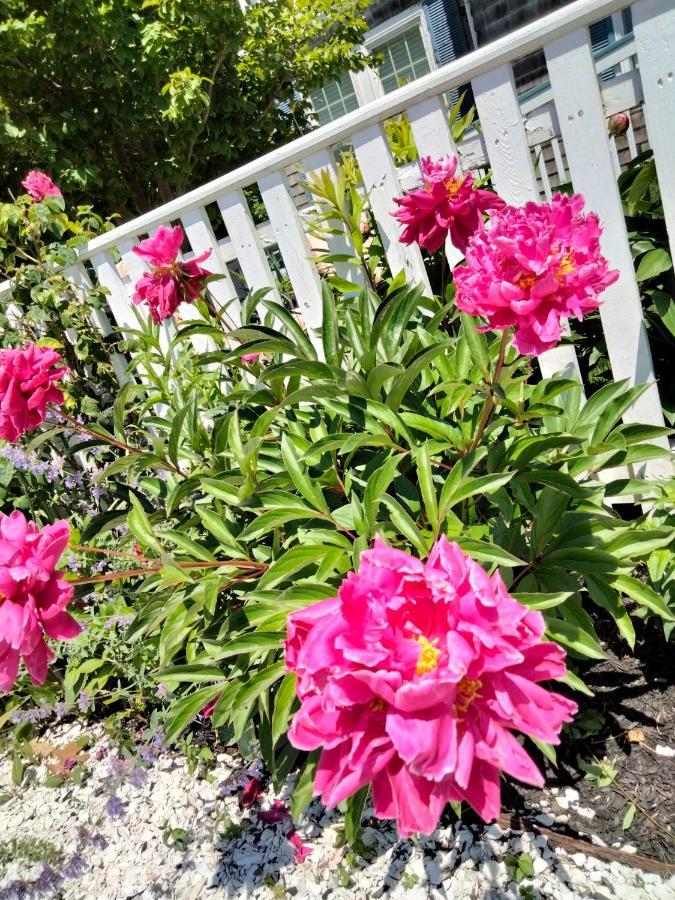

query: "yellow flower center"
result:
(516, 272), (538, 292)
(455, 677), (483, 714)
(370, 697), (387, 712)
(557, 250), (576, 280)
(415, 635), (441, 676)
(444, 176), (463, 200)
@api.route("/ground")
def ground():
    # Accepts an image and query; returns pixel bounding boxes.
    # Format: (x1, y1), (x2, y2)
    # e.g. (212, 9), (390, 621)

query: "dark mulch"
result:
(511, 615), (675, 864)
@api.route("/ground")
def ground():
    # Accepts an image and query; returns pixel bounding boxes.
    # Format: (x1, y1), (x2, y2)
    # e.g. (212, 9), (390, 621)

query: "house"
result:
(309, 0), (631, 125)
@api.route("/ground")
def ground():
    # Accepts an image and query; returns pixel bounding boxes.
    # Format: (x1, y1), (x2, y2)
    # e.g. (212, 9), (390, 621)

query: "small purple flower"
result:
(128, 765), (148, 788)
(107, 754), (128, 779)
(63, 853), (88, 879)
(90, 833), (108, 850)
(36, 864), (64, 893)
(91, 560), (107, 574)
(54, 701), (67, 720)
(78, 692), (90, 713)
(105, 794), (125, 820)
(156, 682), (169, 699)
(91, 484), (103, 501)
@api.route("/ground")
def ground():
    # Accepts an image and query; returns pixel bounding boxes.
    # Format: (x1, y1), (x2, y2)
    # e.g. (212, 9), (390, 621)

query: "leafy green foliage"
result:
(0, 0), (371, 215)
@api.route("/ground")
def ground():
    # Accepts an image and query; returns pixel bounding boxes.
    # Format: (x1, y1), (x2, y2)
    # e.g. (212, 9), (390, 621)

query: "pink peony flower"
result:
(453, 193), (619, 356)
(393, 155), (505, 254)
(132, 225), (211, 323)
(21, 170), (62, 202)
(0, 512), (81, 692)
(241, 352), (262, 365)
(0, 344), (68, 443)
(285, 536), (577, 838)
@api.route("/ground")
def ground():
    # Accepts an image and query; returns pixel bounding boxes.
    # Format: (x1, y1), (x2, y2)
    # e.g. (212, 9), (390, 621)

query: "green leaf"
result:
(585, 576), (635, 648)
(168, 402), (191, 467)
(363, 453), (404, 533)
(258, 545), (336, 589)
(511, 591), (573, 610)
(272, 673), (298, 745)
(609, 574), (675, 621)
(454, 538), (524, 567)
(210, 632), (284, 659)
(635, 248), (672, 282)
(196, 507), (246, 556)
(128, 496), (162, 554)
(380, 495), (429, 557)
(155, 664), (224, 684)
(164, 684), (225, 744)
(281, 435), (329, 514)
(290, 750), (319, 820)
(532, 487), (569, 554)
(622, 802), (637, 830)
(345, 786), (369, 845)
(416, 443), (439, 534)
(321, 281), (339, 365)
(545, 618), (607, 659)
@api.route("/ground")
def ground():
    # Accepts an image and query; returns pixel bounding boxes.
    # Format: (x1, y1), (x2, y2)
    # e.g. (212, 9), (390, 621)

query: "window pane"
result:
(376, 25), (431, 93)
(310, 72), (359, 125)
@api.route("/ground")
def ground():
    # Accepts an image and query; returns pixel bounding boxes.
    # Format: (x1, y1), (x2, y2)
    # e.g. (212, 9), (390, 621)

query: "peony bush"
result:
(0, 161), (673, 840)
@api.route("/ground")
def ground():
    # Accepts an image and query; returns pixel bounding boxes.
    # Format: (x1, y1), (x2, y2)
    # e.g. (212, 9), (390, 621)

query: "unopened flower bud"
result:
(608, 112), (629, 137)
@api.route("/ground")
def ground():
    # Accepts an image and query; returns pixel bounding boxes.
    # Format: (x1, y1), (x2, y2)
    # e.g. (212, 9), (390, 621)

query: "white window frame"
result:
(365, 6), (437, 83)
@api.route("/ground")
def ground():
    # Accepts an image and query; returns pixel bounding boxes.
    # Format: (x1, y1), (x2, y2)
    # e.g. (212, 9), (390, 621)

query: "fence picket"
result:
(64, 264), (130, 384)
(302, 148), (365, 293)
(180, 207), (240, 327)
(633, 0), (675, 260)
(545, 27), (669, 464)
(216, 190), (280, 308)
(352, 123), (432, 294)
(258, 170), (325, 332)
(407, 96), (464, 267)
(473, 63), (585, 388)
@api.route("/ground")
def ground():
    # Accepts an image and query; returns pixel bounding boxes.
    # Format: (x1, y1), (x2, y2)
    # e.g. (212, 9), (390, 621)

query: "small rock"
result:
(484, 823), (504, 839)
(534, 813), (555, 827)
(533, 856), (549, 875)
(571, 852), (587, 867)
(564, 788), (579, 803)
(555, 796), (570, 810)
(479, 860), (502, 881)
(655, 744), (675, 757)
(620, 844), (637, 854)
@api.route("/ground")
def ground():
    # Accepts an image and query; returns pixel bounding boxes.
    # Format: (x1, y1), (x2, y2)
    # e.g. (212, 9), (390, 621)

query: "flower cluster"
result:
(285, 537), (577, 837)
(0, 344), (67, 443)
(393, 155), (504, 253)
(21, 170), (62, 202)
(0, 511), (82, 691)
(453, 193), (619, 356)
(132, 225), (212, 323)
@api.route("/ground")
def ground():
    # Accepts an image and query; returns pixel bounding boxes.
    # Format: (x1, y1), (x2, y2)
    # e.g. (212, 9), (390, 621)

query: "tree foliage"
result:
(0, 0), (370, 215)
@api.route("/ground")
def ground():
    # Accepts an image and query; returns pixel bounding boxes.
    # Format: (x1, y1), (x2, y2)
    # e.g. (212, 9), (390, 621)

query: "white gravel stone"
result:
(1, 722), (674, 900)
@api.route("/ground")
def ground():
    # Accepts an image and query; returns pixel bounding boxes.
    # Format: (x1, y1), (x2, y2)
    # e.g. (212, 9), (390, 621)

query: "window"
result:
(310, 72), (359, 126)
(375, 25), (431, 94)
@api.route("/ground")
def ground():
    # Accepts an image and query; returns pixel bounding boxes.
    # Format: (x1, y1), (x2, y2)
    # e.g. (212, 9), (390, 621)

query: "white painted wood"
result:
(473, 63), (585, 388)
(64, 264), (129, 383)
(537, 150), (553, 200)
(545, 27), (669, 465)
(302, 148), (365, 293)
(550, 136), (567, 184)
(258, 170), (324, 331)
(625, 119), (638, 159)
(90, 251), (138, 331)
(633, 0), (675, 261)
(609, 136), (622, 179)
(352, 123), (432, 292)
(473, 64), (540, 206)
(71, 0), (632, 260)
(217, 190), (280, 311)
(180, 207), (240, 327)
(407, 95), (464, 266)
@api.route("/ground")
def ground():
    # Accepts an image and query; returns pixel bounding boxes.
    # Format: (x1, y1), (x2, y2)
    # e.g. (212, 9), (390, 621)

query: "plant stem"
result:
(463, 329), (511, 456)
(72, 558), (267, 586)
(50, 407), (185, 478)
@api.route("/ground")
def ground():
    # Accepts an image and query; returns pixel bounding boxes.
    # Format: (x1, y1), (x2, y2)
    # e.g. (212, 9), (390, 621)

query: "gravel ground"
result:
(0, 722), (673, 900)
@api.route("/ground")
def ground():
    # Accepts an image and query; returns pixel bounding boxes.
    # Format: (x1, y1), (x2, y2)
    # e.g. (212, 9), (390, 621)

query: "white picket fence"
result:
(2, 0), (674, 467)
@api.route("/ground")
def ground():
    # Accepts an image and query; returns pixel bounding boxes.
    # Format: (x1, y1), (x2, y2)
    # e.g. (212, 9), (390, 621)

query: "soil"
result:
(509, 614), (675, 865)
